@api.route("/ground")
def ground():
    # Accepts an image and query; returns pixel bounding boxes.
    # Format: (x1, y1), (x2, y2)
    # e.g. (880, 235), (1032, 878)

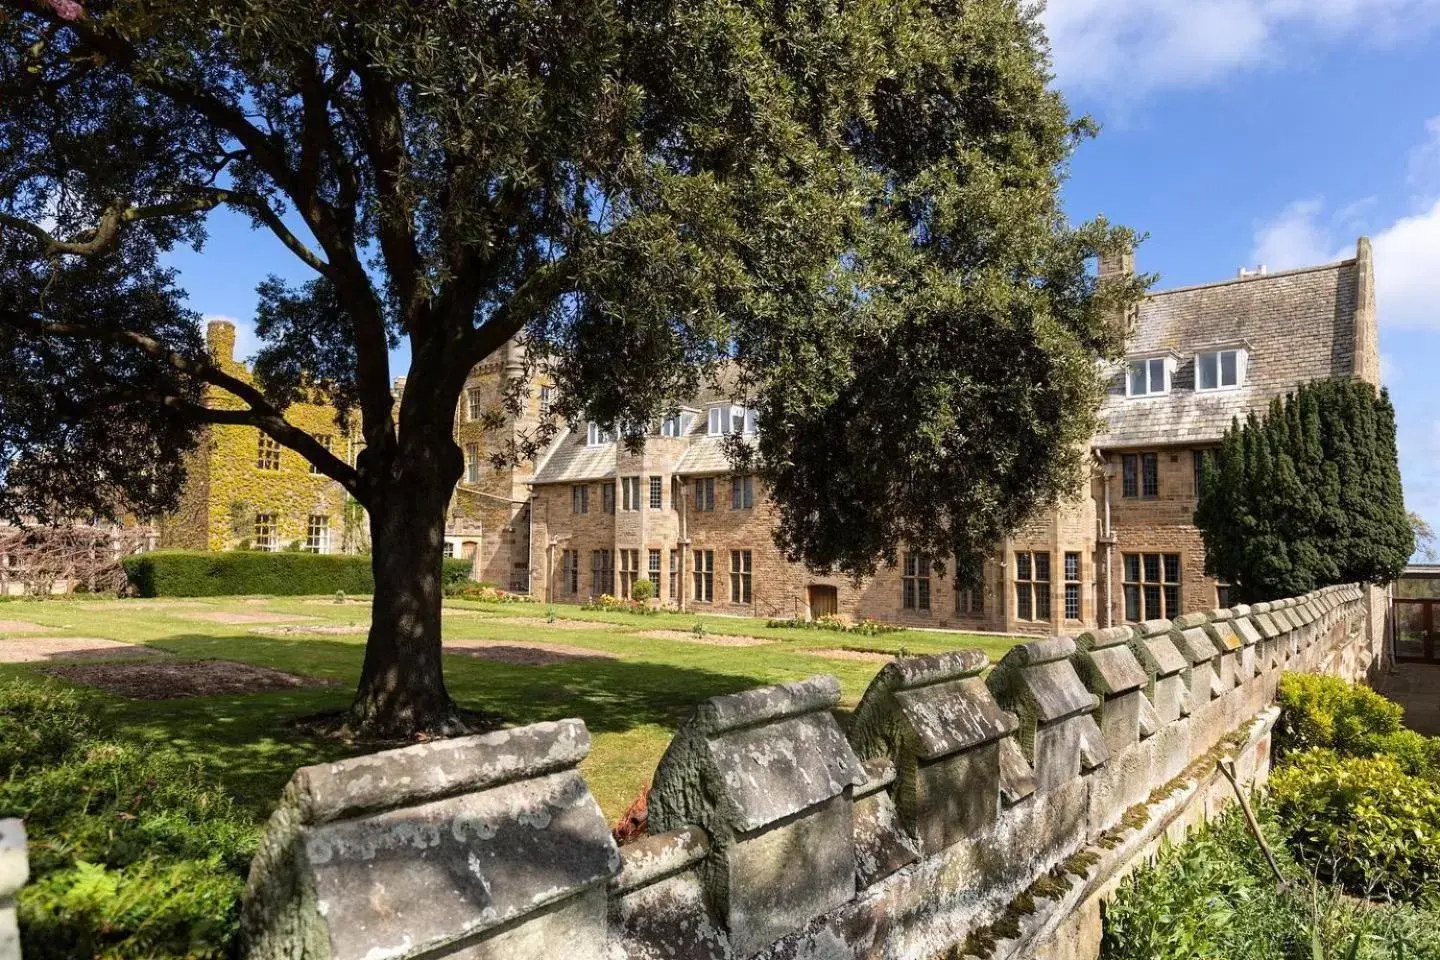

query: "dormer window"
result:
(1126, 356), (1172, 398)
(1196, 348), (1246, 391)
(660, 412), (696, 438)
(707, 404), (758, 436)
(586, 422), (614, 446)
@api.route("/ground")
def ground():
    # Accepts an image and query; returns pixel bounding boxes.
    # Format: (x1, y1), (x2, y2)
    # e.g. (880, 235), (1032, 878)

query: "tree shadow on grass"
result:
(78, 631), (825, 819)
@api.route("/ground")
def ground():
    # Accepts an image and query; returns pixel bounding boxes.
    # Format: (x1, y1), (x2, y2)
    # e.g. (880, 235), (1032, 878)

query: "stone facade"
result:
(160, 320), (359, 555)
(232, 583), (1384, 960)
(168, 241), (1380, 629)
(468, 240), (1380, 633)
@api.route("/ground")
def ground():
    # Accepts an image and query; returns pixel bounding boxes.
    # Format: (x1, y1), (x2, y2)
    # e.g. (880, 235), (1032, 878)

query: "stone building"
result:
(159, 319), (360, 554)
(463, 238), (1380, 634)
(167, 237), (1380, 633)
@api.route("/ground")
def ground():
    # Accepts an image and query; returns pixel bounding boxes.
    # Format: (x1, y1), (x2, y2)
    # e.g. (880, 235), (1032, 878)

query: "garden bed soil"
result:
(476, 615), (617, 632)
(0, 637), (166, 663)
(443, 637), (620, 666)
(40, 659), (333, 699)
(251, 624), (370, 636)
(183, 611), (321, 625)
(0, 620), (56, 635)
(638, 630), (770, 647)
(802, 647), (895, 663)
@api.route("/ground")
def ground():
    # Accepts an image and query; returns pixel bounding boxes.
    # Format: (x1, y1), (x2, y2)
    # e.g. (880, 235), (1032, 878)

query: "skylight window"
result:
(1196, 349), (1246, 391)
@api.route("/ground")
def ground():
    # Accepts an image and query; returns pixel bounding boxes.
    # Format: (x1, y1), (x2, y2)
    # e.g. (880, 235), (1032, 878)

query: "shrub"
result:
(1277, 673), (1439, 777)
(766, 615), (906, 637)
(1269, 749), (1440, 903)
(630, 579), (655, 602)
(444, 581), (533, 603)
(0, 678), (259, 958)
(1102, 806), (1440, 960)
(581, 593), (658, 616)
(122, 550), (472, 597)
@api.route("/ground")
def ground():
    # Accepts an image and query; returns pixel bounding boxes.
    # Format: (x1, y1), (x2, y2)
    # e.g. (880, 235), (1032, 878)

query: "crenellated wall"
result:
(236, 584), (1383, 960)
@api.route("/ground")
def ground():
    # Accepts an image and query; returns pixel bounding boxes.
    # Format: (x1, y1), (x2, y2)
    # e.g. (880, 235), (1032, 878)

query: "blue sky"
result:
(165, 0), (1440, 538)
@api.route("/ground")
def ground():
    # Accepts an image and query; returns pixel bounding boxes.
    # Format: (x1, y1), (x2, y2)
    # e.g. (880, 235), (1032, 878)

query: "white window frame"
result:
(661, 412), (696, 438)
(305, 514), (331, 554)
(467, 388), (484, 422)
(587, 422), (614, 446)
(1125, 356), (1173, 398)
(465, 442), (480, 484)
(707, 406), (726, 436)
(1195, 348), (1247, 392)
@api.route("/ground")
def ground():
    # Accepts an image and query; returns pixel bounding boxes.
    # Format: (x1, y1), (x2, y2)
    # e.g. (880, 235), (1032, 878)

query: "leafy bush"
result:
(766, 615), (906, 637)
(122, 550), (472, 597)
(444, 580), (533, 603)
(1269, 749), (1440, 903)
(630, 579), (655, 602)
(1277, 673), (1440, 777)
(1102, 807), (1440, 960)
(0, 678), (260, 958)
(581, 593), (658, 616)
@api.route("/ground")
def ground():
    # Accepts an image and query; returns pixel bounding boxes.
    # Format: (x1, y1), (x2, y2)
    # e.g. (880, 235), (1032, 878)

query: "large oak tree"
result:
(0, 0), (1146, 737)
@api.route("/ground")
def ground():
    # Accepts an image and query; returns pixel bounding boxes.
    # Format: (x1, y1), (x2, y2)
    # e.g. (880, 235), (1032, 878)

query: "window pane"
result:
(1143, 554), (1161, 583)
(1124, 554), (1140, 583)
(1164, 585), (1180, 618)
(1017, 585), (1032, 621)
(1124, 584), (1141, 622)
(1035, 589), (1051, 621)
(1164, 554), (1180, 584)
(1065, 583), (1080, 620)
(1143, 584), (1161, 620)
(1122, 455), (1138, 498)
(1142, 454), (1159, 497)
(1064, 552), (1080, 582)
(1221, 350), (1238, 387)
(1149, 357), (1165, 393)
(1034, 553), (1050, 583)
(1198, 352), (1218, 390)
(1128, 362), (1146, 395)
(1016, 552), (1031, 581)
(918, 579), (930, 611)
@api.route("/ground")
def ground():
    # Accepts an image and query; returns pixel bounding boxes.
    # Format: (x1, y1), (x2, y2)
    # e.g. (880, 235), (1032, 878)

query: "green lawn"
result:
(0, 595), (1016, 821)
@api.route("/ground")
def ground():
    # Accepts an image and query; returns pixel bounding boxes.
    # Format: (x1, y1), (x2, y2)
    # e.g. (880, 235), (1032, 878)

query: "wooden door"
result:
(807, 585), (838, 619)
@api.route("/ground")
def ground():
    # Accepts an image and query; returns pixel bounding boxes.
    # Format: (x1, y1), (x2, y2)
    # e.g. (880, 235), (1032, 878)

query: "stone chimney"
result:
(1353, 237), (1380, 386)
(1097, 242), (1138, 340)
(206, 318), (236, 363)
(1097, 244), (1134, 283)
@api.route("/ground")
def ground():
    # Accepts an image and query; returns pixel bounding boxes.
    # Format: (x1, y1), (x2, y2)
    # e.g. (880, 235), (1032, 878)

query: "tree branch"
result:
(356, 66), (423, 332)
(0, 313), (363, 497)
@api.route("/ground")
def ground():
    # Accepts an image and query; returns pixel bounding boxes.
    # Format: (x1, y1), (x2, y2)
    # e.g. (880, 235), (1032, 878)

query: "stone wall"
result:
(238, 584), (1381, 960)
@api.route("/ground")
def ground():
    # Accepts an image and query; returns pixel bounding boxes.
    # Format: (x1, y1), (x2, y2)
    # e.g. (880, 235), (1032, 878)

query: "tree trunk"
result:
(349, 433), (466, 739)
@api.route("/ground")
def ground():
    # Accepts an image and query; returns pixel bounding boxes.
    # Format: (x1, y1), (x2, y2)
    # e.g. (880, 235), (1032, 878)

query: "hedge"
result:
(121, 550), (473, 597)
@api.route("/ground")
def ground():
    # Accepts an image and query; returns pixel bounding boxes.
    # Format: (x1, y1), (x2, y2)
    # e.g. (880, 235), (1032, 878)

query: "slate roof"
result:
(1094, 258), (1360, 449)
(528, 427), (617, 484)
(530, 405), (756, 485)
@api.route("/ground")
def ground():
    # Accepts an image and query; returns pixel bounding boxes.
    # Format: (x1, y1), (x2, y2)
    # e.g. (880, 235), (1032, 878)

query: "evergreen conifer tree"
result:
(1195, 379), (1412, 602)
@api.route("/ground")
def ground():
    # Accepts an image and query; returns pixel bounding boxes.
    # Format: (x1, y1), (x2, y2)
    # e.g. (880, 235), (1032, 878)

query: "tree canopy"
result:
(1195, 379), (1413, 603)
(0, 0), (1146, 734)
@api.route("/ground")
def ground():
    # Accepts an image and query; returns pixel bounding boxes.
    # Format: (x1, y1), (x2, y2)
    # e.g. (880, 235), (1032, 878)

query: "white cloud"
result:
(1371, 199), (1440, 330)
(1251, 199), (1334, 271)
(1040, 0), (1440, 100)
(1249, 195), (1440, 330)
(1407, 115), (1440, 197)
